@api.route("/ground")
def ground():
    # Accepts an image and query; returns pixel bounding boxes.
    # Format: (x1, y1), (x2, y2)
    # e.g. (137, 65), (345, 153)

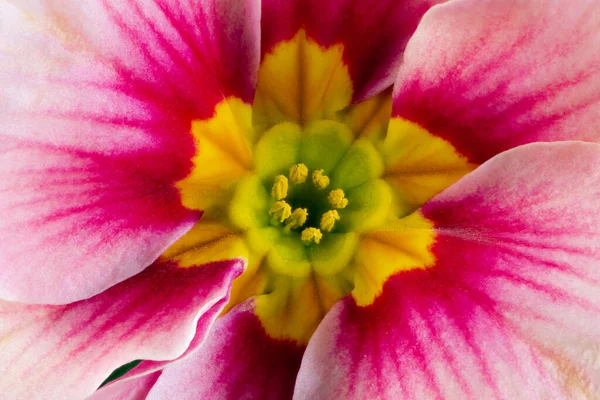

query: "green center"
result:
(228, 120), (392, 277)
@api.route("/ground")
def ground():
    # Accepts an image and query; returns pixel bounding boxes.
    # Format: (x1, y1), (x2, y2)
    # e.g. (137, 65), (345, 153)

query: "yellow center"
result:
(168, 29), (477, 344)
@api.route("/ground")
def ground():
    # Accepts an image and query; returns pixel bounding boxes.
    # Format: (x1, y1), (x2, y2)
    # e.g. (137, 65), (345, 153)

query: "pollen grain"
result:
(285, 208), (309, 230)
(312, 169), (330, 190)
(328, 189), (349, 209)
(301, 227), (323, 244)
(269, 200), (292, 222)
(289, 163), (309, 184)
(271, 175), (289, 200)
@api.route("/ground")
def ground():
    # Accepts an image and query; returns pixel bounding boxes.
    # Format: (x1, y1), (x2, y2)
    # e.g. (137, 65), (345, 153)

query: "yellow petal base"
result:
(166, 29), (473, 345)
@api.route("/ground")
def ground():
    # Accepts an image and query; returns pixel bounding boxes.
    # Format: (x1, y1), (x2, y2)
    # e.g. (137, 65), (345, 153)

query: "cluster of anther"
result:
(267, 163), (348, 244)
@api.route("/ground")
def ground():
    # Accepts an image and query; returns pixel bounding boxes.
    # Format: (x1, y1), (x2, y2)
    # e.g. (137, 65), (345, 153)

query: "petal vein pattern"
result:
(295, 142), (600, 399)
(392, 0), (600, 163)
(0, 0), (260, 303)
(6, 0), (600, 398)
(0, 260), (242, 400)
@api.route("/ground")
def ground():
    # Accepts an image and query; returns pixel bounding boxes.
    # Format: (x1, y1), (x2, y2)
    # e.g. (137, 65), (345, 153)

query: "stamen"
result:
(269, 200), (292, 222)
(271, 175), (289, 200)
(320, 210), (340, 232)
(312, 169), (330, 190)
(289, 163), (308, 184)
(301, 227), (323, 244)
(285, 208), (308, 230)
(328, 189), (349, 209)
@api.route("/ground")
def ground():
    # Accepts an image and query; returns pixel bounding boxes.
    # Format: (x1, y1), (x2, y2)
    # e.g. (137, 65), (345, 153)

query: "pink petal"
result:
(392, 0), (600, 163)
(422, 141), (600, 396)
(296, 142), (600, 398)
(4, 0), (260, 118)
(87, 372), (162, 400)
(92, 287), (232, 397)
(0, 0), (260, 303)
(261, 0), (445, 102)
(0, 259), (243, 400)
(296, 283), (565, 399)
(145, 300), (304, 400)
(0, 139), (199, 304)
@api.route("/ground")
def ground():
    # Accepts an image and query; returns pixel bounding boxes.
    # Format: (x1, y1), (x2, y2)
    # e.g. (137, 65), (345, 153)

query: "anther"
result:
(328, 189), (349, 209)
(289, 163), (308, 184)
(285, 208), (308, 230)
(269, 200), (292, 223)
(301, 227), (323, 244)
(312, 169), (330, 190)
(320, 210), (340, 232)
(271, 175), (289, 200)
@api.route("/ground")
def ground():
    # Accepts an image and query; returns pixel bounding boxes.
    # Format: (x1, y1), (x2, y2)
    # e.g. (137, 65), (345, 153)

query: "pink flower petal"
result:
(392, 0), (600, 163)
(0, 139), (200, 304)
(87, 372), (162, 400)
(296, 142), (600, 398)
(0, 259), (243, 400)
(422, 141), (600, 396)
(261, 0), (445, 102)
(145, 300), (304, 400)
(296, 284), (565, 399)
(92, 288), (231, 397)
(0, 0), (260, 303)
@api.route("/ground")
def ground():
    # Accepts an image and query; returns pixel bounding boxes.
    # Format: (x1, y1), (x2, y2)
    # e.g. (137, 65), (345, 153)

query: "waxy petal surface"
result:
(261, 0), (445, 103)
(88, 298), (229, 399)
(392, 0), (600, 163)
(0, 139), (199, 304)
(296, 142), (600, 399)
(0, 0), (260, 303)
(88, 372), (162, 400)
(296, 280), (566, 399)
(146, 300), (304, 400)
(0, 259), (243, 400)
(94, 281), (236, 397)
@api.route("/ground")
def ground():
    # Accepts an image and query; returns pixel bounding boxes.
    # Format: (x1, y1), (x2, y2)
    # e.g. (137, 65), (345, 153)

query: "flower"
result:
(1, 0), (600, 399)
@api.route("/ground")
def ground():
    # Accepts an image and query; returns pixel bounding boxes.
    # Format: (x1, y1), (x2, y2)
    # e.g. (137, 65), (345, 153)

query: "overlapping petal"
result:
(0, 0), (260, 303)
(4, 0), (600, 399)
(296, 142), (600, 398)
(141, 300), (304, 400)
(91, 282), (237, 399)
(88, 372), (162, 400)
(392, 0), (600, 163)
(258, 0), (444, 116)
(0, 259), (243, 400)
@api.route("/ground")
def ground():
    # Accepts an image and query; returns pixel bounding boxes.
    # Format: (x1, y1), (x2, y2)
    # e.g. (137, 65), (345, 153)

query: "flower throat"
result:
(267, 163), (349, 244)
